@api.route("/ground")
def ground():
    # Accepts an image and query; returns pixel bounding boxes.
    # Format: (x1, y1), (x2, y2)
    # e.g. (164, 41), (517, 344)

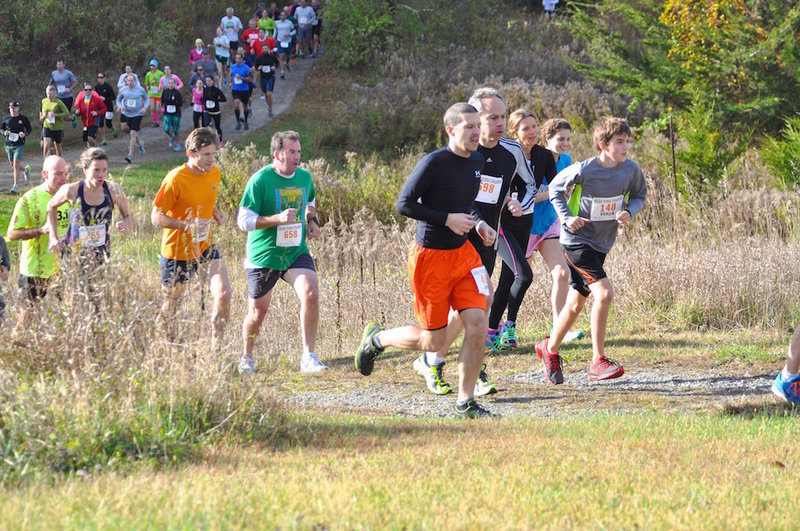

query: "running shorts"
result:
(562, 243), (607, 297)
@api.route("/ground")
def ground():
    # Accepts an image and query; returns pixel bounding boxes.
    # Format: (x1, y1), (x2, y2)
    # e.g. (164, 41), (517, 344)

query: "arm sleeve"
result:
(217, 88), (227, 102)
(23, 116), (32, 135)
(549, 163), (582, 222)
(395, 156), (449, 226)
(237, 205), (259, 232)
(625, 165), (647, 218)
(514, 146), (537, 213)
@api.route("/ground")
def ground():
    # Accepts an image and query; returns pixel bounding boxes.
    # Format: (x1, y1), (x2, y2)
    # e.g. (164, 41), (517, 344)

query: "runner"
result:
(255, 43), (279, 116)
(46, 148), (134, 265)
(7, 155), (70, 336)
(194, 51), (218, 83)
(213, 26), (231, 88)
(236, 130), (327, 374)
(144, 59), (165, 128)
(116, 74), (149, 164)
(161, 77), (184, 151)
(512, 113), (583, 343)
(189, 39), (206, 66)
(151, 127), (231, 352)
(354, 103), (498, 418)
(535, 117), (647, 384)
(230, 53), (253, 131)
(221, 7), (244, 60)
(202, 75), (227, 144)
(416, 88), (536, 397)
(157, 65), (184, 93)
(116, 65), (141, 90)
(0, 234), (9, 319)
(772, 325), (800, 404)
(294, 0), (315, 59)
(40, 85), (71, 158)
(74, 81), (107, 148)
(49, 60), (78, 128)
(94, 72), (117, 145)
(257, 5), (276, 38)
(2, 101), (32, 194)
(242, 18), (262, 57)
(191, 79), (206, 129)
(274, 10), (296, 79)
(310, 0), (323, 57)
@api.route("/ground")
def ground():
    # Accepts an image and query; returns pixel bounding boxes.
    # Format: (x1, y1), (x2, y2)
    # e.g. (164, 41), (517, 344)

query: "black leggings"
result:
(206, 112), (222, 140)
(193, 110), (206, 129)
(488, 213), (533, 329)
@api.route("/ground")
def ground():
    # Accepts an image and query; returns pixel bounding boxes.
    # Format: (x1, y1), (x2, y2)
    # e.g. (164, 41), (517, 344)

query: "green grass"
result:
(2, 410), (799, 528)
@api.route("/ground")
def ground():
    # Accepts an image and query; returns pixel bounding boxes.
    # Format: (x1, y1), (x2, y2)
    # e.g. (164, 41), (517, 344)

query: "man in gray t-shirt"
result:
(49, 60), (78, 112)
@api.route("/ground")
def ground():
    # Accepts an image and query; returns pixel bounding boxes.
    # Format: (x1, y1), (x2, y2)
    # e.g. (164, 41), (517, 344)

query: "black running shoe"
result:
(454, 398), (497, 419)
(355, 321), (383, 376)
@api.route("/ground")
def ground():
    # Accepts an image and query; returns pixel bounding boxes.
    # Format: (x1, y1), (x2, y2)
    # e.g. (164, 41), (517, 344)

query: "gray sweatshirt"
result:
(549, 156), (646, 253)
(116, 86), (150, 118)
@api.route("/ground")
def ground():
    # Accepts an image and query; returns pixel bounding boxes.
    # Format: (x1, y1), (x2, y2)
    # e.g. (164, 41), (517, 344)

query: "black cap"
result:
(9, 100), (19, 108)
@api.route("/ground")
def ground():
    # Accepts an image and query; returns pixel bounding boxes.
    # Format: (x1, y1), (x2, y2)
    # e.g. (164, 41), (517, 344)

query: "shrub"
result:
(760, 115), (800, 188)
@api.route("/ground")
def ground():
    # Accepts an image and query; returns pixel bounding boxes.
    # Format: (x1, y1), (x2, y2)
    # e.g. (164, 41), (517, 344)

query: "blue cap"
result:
(150, 59), (158, 66)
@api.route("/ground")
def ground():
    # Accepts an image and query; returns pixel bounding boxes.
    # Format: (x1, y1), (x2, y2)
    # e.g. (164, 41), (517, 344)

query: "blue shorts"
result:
(259, 76), (275, 93)
(160, 245), (221, 287)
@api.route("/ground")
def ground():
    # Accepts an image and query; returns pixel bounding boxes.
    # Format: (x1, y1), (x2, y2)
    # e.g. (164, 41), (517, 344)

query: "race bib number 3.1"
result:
(590, 194), (624, 222)
(276, 222), (302, 247)
(475, 175), (503, 204)
(79, 224), (106, 248)
(471, 266), (490, 296)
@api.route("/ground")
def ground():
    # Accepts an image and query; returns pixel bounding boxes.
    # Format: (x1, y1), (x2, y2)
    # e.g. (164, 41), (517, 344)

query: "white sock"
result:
(781, 369), (798, 382)
(425, 352), (443, 366)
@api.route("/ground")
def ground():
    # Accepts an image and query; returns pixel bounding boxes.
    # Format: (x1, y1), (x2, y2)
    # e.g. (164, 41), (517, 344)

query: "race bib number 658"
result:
(277, 222), (302, 247)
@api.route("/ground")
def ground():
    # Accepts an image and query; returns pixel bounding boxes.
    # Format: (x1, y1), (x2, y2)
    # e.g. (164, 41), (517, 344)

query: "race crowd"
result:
(2, 2), (798, 417)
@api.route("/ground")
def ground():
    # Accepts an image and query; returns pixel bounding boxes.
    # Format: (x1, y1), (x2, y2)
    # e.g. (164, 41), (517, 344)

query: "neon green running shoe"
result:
(413, 355), (452, 395)
(454, 398), (496, 419)
(474, 363), (498, 396)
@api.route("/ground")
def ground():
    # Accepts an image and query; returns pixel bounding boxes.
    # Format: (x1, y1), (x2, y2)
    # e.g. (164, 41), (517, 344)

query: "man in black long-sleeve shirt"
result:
(354, 102), (498, 418)
(2, 101), (32, 194)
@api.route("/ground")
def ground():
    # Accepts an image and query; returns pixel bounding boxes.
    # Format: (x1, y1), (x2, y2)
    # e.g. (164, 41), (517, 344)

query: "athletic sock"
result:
(234, 109), (240, 121)
(781, 370), (799, 382)
(425, 352), (443, 366)
(487, 328), (497, 335)
(152, 111), (158, 123)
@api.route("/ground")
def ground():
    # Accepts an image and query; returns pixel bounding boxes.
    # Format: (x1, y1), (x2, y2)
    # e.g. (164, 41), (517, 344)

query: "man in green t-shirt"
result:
(7, 155), (70, 334)
(40, 85), (71, 158)
(236, 130), (326, 374)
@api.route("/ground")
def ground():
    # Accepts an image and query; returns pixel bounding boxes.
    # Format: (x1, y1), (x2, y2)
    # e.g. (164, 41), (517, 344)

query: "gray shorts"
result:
(245, 253), (315, 299)
(5, 144), (24, 161)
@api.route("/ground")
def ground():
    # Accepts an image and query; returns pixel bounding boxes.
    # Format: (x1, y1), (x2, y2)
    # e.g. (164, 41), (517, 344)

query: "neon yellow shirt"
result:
(8, 184), (70, 278)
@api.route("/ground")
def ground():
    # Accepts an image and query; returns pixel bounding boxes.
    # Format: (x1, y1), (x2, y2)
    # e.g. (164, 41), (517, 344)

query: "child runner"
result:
(772, 326), (800, 404)
(191, 79), (206, 130)
(161, 77), (183, 151)
(535, 117), (646, 384)
(203, 76), (227, 144)
(510, 113), (584, 344)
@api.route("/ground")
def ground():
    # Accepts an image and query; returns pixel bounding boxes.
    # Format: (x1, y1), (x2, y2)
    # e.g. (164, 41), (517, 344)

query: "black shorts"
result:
(562, 243), (607, 297)
(232, 89), (250, 105)
(18, 274), (51, 302)
(100, 112), (113, 128)
(160, 245), (221, 287)
(312, 22), (322, 36)
(82, 125), (99, 141)
(246, 253), (316, 299)
(42, 128), (63, 143)
(124, 115), (142, 131)
(58, 96), (74, 112)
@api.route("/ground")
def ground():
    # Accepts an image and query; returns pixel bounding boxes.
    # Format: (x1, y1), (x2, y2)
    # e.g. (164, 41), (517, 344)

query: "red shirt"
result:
(259, 36), (277, 53)
(74, 91), (107, 127)
(241, 28), (260, 55)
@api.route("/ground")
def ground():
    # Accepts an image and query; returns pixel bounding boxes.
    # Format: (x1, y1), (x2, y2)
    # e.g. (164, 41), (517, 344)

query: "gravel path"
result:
(281, 365), (780, 418)
(0, 58), (314, 187)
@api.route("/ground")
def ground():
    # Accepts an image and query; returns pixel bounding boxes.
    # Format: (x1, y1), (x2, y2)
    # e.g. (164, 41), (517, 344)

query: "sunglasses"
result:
(97, 75), (105, 78)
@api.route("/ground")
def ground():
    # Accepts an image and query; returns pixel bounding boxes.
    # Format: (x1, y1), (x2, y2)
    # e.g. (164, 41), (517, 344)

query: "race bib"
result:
(105, 111), (114, 119)
(149, 85), (158, 94)
(125, 98), (136, 108)
(194, 219), (211, 242)
(83, 126), (87, 131)
(57, 85), (66, 94)
(299, 17), (309, 24)
(79, 224), (106, 248)
(205, 100), (216, 109)
(261, 65), (271, 73)
(276, 222), (302, 247)
(475, 175), (503, 204)
(590, 194), (624, 222)
(47, 116), (55, 124)
(193, 103), (203, 112)
(471, 266), (490, 296)
(166, 105), (176, 113)
(235, 75), (242, 84)
(280, 40), (290, 47)
(7, 132), (19, 142)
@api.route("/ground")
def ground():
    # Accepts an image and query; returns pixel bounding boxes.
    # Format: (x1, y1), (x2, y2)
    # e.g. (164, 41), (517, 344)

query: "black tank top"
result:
(75, 180), (115, 258)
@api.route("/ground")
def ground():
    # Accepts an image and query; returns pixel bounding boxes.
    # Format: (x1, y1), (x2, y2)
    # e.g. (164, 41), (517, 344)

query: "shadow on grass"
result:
(324, 350), (420, 368)
(721, 401), (800, 418)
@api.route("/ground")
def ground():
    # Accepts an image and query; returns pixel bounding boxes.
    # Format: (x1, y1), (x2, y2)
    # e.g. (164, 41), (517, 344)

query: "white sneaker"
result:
(237, 356), (255, 374)
(260, 94), (266, 99)
(300, 352), (328, 373)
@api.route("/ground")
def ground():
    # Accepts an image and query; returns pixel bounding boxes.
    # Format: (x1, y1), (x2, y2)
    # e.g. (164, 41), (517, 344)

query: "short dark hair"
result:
(443, 102), (478, 128)
(185, 127), (219, 152)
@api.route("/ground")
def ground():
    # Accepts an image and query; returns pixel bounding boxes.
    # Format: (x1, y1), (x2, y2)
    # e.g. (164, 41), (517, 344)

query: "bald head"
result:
(42, 155), (68, 193)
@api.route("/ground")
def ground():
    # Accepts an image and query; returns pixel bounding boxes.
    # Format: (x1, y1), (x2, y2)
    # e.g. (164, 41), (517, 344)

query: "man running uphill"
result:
(354, 103), (498, 418)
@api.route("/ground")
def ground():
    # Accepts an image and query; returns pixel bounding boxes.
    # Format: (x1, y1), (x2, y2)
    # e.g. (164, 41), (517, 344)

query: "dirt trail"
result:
(0, 59), (313, 187)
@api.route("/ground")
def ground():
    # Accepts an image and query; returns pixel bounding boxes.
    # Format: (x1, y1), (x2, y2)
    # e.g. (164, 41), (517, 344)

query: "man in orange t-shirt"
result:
(152, 127), (231, 351)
